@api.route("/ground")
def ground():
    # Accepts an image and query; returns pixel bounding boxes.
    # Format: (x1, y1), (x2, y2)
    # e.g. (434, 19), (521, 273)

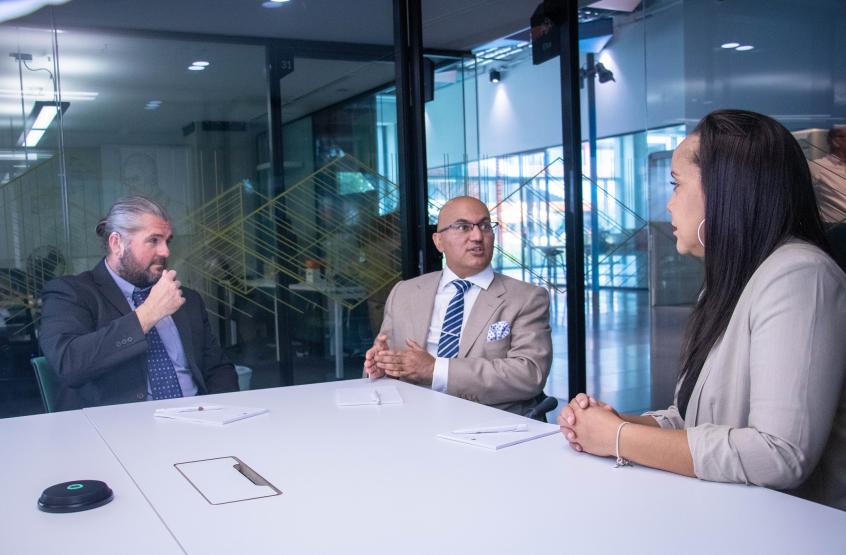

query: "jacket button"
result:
(136, 393), (144, 400)
(127, 337), (133, 342)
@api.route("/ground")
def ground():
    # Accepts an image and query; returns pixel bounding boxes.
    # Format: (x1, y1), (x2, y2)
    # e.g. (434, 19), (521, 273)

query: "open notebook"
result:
(154, 405), (268, 426)
(437, 420), (560, 450)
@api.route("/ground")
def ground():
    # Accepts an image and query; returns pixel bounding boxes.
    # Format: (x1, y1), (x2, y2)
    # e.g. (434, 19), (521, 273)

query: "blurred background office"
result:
(1, 0), (844, 418)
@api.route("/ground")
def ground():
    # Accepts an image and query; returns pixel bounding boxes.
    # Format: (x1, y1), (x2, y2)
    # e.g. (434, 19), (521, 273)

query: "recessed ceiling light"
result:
(191, 61), (210, 67)
(735, 45), (754, 51)
(261, 0), (290, 7)
(188, 65), (205, 71)
(721, 42), (740, 49)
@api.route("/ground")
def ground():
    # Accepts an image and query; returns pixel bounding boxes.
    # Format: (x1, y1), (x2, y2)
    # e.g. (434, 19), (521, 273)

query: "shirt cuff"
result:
(431, 357), (449, 393)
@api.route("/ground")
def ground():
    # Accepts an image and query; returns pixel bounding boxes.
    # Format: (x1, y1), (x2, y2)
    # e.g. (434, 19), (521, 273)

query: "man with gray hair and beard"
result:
(38, 196), (238, 411)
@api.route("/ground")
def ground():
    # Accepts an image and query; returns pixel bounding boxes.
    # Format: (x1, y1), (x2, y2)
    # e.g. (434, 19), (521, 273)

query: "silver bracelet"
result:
(613, 421), (631, 468)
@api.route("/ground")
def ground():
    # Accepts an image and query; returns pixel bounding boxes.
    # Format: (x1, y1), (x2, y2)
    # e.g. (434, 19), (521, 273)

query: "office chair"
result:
(32, 359), (253, 411)
(30, 356), (59, 413)
(235, 365), (253, 391)
(525, 393), (559, 423)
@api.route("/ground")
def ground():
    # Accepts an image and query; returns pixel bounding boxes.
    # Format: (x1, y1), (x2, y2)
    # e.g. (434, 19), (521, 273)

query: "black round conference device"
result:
(38, 480), (113, 513)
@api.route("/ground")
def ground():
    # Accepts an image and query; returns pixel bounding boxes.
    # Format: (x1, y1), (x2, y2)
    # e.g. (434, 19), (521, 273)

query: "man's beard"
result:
(117, 247), (166, 289)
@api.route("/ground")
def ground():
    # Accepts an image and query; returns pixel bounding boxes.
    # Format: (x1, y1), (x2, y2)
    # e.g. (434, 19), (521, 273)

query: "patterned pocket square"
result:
(487, 321), (511, 342)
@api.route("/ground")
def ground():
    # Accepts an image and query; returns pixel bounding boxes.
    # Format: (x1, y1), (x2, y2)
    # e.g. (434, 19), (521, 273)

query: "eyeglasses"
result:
(437, 221), (499, 234)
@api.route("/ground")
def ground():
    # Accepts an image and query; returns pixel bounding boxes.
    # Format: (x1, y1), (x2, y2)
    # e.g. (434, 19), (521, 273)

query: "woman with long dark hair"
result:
(559, 109), (846, 510)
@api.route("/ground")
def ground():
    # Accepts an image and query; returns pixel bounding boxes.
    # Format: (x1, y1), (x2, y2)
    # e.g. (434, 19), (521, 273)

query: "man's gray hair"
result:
(96, 195), (171, 252)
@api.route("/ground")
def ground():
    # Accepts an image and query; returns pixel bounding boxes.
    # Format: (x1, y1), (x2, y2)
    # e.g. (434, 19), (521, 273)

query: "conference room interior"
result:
(0, 0), (844, 425)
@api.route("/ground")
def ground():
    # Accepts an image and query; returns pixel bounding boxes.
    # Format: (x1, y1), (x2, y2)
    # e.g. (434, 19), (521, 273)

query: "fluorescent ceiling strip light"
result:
(0, 150), (39, 160)
(24, 128), (46, 147)
(0, 89), (97, 101)
(31, 105), (59, 130)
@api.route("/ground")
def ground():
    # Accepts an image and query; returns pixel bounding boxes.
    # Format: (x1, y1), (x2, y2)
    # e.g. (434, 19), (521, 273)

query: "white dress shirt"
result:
(427, 265), (495, 392)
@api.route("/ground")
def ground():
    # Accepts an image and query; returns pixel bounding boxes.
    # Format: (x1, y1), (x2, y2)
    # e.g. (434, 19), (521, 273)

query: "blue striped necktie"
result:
(437, 279), (472, 358)
(132, 288), (183, 400)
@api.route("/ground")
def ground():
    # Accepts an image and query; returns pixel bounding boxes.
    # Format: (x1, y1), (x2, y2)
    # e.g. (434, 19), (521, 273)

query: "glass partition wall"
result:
(4, 1), (843, 420)
(584, 0), (846, 414)
(421, 0), (846, 420)
(0, 3), (399, 417)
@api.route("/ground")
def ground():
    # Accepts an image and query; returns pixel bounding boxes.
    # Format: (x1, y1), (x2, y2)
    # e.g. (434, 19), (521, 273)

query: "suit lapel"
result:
(171, 304), (198, 373)
(92, 259), (131, 316)
(413, 272), (441, 346)
(458, 274), (505, 357)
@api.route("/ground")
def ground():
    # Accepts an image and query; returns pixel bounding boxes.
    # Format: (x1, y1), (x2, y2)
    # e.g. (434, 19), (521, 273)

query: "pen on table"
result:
(451, 424), (529, 434)
(371, 390), (382, 405)
(158, 406), (224, 413)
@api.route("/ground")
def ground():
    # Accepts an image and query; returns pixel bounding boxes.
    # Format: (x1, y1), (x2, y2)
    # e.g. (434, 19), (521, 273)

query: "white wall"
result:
(591, 1), (685, 136)
(425, 80), (470, 168)
(468, 1), (685, 160)
(682, 0), (846, 130)
(476, 55), (563, 159)
(426, 0), (845, 164)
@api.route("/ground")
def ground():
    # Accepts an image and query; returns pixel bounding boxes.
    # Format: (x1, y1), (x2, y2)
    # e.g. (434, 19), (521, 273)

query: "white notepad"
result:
(335, 386), (403, 406)
(437, 420), (560, 450)
(154, 405), (268, 426)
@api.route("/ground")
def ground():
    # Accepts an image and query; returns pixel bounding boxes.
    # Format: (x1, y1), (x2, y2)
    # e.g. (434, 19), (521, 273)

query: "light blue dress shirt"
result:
(105, 262), (198, 398)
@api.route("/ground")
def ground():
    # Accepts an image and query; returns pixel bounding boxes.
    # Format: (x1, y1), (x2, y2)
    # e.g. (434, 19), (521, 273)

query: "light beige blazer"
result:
(378, 271), (552, 414)
(646, 241), (846, 510)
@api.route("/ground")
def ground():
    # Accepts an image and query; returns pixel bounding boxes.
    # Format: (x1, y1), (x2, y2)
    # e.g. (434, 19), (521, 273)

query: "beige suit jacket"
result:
(645, 241), (846, 511)
(378, 271), (552, 414)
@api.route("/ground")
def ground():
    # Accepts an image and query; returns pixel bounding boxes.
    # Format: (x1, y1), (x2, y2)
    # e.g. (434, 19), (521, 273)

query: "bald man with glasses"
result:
(364, 196), (552, 416)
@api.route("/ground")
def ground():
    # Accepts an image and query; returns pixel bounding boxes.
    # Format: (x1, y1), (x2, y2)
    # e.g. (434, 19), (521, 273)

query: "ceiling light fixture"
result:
(17, 100), (69, 148)
(735, 45), (754, 51)
(0, 150), (40, 161)
(721, 42), (740, 49)
(261, 0), (290, 7)
(188, 65), (205, 71)
(191, 61), (209, 67)
(0, 89), (97, 101)
(489, 69), (502, 83)
(579, 62), (616, 89)
(595, 62), (615, 83)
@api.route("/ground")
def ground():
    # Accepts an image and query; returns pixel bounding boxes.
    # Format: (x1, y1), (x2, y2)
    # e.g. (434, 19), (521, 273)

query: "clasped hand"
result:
(557, 393), (623, 457)
(135, 269), (185, 333)
(363, 335), (435, 385)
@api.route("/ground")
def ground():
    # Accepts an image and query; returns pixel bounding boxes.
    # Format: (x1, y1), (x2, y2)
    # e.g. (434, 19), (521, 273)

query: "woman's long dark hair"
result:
(676, 109), (831, 418)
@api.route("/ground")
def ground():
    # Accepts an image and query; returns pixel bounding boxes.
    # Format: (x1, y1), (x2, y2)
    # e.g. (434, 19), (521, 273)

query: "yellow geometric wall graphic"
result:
(182, 154), (402, 318)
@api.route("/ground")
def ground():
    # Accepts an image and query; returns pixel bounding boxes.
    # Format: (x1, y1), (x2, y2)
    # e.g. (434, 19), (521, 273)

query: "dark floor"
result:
(1, 289), (686, 420)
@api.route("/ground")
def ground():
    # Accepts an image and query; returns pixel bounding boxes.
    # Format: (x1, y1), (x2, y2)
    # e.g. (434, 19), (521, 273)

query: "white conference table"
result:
(5, 380), (846, 554)
(0, 410), (182, 555)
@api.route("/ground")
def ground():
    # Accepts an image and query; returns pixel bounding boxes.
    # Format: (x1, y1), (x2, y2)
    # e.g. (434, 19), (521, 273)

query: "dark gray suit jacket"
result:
(38, 259), (238, 411)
